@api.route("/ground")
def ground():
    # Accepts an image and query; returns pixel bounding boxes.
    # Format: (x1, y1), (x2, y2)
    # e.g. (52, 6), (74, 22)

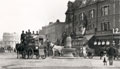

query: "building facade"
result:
(0, 41), (3, 47)
(45, 20), (66, 43)
(3, 32), (20, 49)
(65, 0), (120, 55)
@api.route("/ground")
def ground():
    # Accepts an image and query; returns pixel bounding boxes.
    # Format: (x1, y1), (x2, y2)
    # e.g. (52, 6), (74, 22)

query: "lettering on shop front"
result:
(113, 28), (120, 34)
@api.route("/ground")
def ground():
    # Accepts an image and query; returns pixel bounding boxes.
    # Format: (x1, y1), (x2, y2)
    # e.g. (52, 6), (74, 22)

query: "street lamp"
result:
(98, 41), (101, 46)
(106, 41), (110, 45)
(102, 41), (105, 45)
(94, 41), (97, 45)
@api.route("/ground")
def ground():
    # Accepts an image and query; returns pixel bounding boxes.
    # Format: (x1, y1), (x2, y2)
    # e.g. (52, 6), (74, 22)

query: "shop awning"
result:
(84, 34), (94, 41)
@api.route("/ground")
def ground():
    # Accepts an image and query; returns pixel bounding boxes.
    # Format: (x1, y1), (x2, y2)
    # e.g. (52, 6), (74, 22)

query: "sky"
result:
(0, 0), (75, 39)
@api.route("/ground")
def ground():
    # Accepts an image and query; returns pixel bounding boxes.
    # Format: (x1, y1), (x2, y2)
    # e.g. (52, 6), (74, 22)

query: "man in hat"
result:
(107, 43), (116, 65)
(21, 30), (25, 44)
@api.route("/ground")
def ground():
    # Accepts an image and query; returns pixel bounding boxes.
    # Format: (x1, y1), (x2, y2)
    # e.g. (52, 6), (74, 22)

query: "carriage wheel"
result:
(22, 50), (27, 59)
(27, 48), (34, 59)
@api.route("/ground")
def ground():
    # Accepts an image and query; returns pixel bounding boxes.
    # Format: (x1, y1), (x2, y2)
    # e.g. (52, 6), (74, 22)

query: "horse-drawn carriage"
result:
(16, 34), (46, 59)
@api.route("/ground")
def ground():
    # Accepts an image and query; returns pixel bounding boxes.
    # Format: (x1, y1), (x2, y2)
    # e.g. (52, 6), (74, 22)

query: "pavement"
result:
(0, 53), (120, 69)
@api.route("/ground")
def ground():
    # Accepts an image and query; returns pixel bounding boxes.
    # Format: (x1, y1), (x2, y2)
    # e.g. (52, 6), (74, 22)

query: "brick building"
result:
(65, 0), (120, 55)
(44, 20), (66, 44)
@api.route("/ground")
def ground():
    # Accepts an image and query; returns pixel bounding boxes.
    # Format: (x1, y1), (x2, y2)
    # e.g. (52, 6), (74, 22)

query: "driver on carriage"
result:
(21, 30), (25, 44)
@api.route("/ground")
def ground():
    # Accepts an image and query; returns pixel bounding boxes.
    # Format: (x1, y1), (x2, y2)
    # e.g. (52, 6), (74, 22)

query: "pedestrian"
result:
(107, 45), (116, 65)
(102, 51), (108, 66)
(100, 51), (104, 60)
(21, 30), (25, 44)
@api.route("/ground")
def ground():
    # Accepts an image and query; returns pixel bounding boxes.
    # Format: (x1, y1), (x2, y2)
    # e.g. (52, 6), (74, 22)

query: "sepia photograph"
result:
(0, 0), (120, 69)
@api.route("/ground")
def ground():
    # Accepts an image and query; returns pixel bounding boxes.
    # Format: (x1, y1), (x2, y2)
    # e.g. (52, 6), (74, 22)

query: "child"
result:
(103, 51), (108, 66)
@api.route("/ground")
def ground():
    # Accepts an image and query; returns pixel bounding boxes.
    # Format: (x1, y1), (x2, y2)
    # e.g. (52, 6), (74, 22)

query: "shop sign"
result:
(113, 28), (120, 34)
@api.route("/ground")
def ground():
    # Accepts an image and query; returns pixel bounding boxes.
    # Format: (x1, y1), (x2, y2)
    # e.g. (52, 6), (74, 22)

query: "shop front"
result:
(92, 34), (120, 56)
(72, 34), (94, 57)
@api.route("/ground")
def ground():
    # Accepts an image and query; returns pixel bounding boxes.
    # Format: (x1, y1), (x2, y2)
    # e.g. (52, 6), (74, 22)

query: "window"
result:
(101, 6), (109, 16)
(89, 9), (95, 18)
(104, 6), (109, 15)
(101, 22), (110, 31)
(79, 13), (83, 21)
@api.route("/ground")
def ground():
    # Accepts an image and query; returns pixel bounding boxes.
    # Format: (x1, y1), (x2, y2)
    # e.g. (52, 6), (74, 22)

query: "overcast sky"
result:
(0, 0), (75, 39)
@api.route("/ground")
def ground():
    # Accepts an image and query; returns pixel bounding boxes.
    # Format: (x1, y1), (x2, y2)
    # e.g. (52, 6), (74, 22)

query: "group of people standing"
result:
(20, 29), (39, 46)
(101, 45), (117, 66)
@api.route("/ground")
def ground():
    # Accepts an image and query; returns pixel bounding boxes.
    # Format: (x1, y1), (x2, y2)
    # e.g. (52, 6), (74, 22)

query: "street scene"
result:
(0, 0), (120, 69)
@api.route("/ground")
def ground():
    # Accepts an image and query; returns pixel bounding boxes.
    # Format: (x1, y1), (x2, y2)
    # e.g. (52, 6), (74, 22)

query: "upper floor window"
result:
(101, 22), (110, 31)
(101, 6), (109, 16)
(89, 9), (95, 18)
(79, 13), (86, 21)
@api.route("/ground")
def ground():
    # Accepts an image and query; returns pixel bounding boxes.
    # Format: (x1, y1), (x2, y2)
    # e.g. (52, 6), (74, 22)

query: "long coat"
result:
(107, 46), (116, 56)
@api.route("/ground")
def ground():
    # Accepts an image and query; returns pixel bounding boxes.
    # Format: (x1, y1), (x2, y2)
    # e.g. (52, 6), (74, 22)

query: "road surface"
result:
(0, 52), (120, 69)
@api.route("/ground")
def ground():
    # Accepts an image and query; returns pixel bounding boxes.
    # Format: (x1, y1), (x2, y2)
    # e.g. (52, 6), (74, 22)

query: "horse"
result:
(49, 42), (64, 57)
(15, 43), (24, 58)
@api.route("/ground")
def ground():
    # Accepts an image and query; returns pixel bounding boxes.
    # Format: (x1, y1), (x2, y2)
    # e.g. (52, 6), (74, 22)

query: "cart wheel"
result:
(41, 55), (46, 59)
(36, 55), (40, 59)
(22, 50), (27, 59)
(27, 48), (34, 59)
